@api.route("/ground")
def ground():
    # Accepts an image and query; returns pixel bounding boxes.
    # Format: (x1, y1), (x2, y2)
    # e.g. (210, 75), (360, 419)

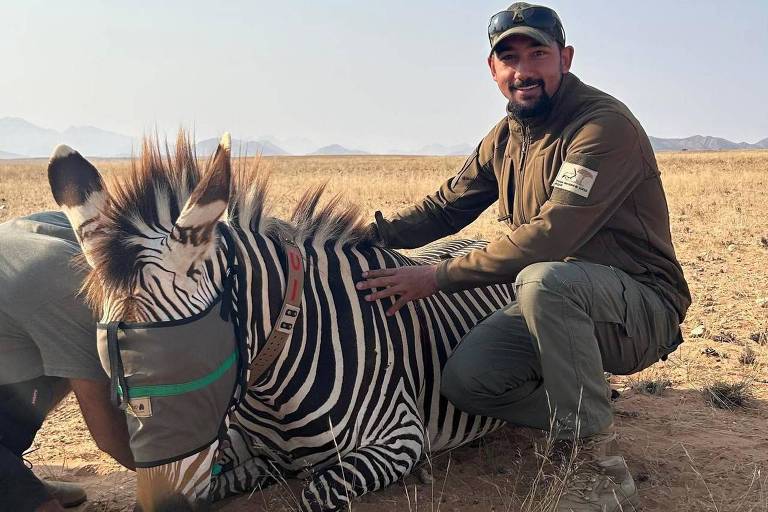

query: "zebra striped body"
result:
(46, 134), (513, 511)
(212, 232), (511, 509)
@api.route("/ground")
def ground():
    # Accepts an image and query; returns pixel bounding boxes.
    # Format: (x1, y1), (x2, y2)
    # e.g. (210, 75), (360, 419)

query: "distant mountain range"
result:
(648, 135), (768, 152)
(0, 117), (766, 158)
(0, 117), (136, 157)
(0, 149), (24, 159)
(310, 144), (368, 156)
(195, 137), (288, 156)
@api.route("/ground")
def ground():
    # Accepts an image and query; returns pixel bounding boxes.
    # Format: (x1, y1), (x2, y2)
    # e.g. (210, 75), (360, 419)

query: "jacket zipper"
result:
(516, 126), (530, 224)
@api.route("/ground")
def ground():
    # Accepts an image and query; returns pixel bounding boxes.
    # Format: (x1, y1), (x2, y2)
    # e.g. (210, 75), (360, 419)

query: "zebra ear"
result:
(167, 133), (231, 264)
(47, 144), (108, 268)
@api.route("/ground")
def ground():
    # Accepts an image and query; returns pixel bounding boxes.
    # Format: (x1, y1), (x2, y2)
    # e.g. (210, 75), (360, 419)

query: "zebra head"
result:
(49, 134), (239, 511)
(48, 133), (232, 322)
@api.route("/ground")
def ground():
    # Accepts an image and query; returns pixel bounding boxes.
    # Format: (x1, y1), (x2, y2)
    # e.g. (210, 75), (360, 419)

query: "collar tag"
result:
(276, 304), (301, 334)
(247, 244), (305, 385)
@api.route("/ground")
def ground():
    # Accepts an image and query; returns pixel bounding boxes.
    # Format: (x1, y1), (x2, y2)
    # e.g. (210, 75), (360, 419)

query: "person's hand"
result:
(356, 265), (439, 316)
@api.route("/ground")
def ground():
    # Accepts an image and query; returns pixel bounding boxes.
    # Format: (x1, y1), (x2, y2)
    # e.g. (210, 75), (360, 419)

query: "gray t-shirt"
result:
(0, 211), (105, 385)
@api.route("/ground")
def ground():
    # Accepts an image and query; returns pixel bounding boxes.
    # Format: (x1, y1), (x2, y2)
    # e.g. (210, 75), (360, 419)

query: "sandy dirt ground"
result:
(2, 151), (767, 511)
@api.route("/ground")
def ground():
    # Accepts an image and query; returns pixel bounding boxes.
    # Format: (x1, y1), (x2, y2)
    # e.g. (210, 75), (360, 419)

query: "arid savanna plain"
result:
(1, 150), (766, 511)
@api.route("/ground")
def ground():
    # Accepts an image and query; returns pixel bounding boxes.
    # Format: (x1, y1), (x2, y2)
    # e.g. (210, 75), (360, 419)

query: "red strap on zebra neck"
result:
(247, 243), (304, 386)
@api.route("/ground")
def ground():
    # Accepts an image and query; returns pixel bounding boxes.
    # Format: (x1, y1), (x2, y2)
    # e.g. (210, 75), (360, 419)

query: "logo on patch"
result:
(553, 162), (598, 198)
(127, 397), (152, 418)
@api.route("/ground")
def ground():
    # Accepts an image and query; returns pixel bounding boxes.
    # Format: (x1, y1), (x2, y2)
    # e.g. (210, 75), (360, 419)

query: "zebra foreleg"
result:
(209, 423), (279, 501)
(300, 431), (425, 511)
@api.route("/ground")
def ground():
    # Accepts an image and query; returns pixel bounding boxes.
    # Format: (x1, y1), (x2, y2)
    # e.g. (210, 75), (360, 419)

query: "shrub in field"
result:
(703, 380), (752, 409)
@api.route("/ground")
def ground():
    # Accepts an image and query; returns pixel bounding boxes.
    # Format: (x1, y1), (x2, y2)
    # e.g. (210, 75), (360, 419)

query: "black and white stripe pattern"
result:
(209, 229), (511, 510)
(48, 136), (513, 511)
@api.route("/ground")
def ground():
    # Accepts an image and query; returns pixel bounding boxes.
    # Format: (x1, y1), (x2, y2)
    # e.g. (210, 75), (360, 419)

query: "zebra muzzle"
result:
(96, 296), (242, 468)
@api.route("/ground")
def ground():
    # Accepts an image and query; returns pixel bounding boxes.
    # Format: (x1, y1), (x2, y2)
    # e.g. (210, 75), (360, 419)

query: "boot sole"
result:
(61, 495), (87, 508)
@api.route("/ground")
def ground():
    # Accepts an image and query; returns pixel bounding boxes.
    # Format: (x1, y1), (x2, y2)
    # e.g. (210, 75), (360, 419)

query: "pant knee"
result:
(440, 357), (478, 412)
(441, 354), (512, 415)
(514, 262), (586, 313)
(441, 356), (542, 415)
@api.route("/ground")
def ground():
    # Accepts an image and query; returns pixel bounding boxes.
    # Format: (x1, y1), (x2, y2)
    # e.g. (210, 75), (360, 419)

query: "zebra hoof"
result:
(416, 466), (434, 484)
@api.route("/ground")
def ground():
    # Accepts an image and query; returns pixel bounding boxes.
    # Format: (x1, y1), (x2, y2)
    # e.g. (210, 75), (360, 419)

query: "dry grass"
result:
(2, 149), (768, 512)
(739, 345), (758, 366)
(630, 377), (673, 396)
(703, 380), (754, 410)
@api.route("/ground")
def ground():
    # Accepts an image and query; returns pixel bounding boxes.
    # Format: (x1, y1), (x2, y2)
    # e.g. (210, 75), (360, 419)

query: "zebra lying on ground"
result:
(48, 133), (512, 511)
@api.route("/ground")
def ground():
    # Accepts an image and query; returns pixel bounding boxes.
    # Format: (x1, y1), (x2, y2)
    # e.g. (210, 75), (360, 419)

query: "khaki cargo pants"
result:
(441, 261), (683, 439)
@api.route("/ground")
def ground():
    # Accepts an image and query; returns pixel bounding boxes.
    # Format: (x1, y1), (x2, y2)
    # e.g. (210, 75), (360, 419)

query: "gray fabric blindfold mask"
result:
(96, 295), (244, 468)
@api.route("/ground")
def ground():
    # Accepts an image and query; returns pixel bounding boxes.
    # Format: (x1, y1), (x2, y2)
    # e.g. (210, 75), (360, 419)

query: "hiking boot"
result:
(548, 424), (617, 466)
(556, 455), (639, 511)
(42, 480), (87, 508)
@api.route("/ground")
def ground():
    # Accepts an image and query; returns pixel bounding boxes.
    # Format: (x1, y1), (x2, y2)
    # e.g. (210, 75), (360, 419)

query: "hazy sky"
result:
(2, 0), (767, 152)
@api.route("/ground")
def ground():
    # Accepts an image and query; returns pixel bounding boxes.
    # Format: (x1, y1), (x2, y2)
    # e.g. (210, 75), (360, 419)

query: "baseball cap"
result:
(488, 3), (566, 51)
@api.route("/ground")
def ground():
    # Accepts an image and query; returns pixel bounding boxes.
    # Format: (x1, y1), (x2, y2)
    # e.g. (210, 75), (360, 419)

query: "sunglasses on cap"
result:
(488, 6), (566, 47)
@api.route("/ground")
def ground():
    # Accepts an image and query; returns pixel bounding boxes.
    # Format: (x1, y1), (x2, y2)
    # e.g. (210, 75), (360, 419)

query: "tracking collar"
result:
(217, 226), (305, 388)
(246, 239), (304, 385)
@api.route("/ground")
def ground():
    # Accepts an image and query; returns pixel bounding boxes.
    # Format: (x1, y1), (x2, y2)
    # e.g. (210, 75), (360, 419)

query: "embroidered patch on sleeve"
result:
(552, 162), (599, 198)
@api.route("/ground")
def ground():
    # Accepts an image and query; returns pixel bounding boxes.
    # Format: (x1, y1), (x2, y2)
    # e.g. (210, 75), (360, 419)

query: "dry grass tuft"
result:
(738, 345), (758, 366)
(631, 377), (673, 396)
(712, 331), (738, 344)
(750, 331), (767, 346)
(703, 380), (753, 409)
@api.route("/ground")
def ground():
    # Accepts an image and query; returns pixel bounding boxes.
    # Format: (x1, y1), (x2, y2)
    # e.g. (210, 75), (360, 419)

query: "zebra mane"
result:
(80, 132), (374, 313)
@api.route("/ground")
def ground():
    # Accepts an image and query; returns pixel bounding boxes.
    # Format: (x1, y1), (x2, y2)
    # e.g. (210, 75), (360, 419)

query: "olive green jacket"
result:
(375, 73), (691, 321)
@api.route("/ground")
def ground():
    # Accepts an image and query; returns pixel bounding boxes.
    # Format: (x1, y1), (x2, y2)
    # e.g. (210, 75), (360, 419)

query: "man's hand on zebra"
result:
(356, 264), (439, 316)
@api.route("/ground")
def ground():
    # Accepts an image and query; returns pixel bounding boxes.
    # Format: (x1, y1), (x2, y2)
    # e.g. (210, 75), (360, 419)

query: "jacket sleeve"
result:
(436, 112), (648, 292)
(373, 126), (501, 250)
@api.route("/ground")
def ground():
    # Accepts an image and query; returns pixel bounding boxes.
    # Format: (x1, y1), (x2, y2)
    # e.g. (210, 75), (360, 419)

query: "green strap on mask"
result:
(117, 350), (238, 399)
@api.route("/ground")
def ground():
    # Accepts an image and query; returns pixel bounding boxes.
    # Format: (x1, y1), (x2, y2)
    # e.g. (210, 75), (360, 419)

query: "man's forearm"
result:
(93, 414), (135, 470)
(70, 378), (135, 471)
(373, 207), (457, 250)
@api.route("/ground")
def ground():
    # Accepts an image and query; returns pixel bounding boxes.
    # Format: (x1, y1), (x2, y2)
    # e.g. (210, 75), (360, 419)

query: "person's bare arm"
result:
(69, 378), (135, 470)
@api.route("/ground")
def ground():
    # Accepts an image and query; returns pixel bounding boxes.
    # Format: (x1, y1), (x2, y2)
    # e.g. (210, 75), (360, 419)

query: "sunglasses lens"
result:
(488, 11), (516, 36)
(523, 7), (558, 29)
(488, 7), (563, 44)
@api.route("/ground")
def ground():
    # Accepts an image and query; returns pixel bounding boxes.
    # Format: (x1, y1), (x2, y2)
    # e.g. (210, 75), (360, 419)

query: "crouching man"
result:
(0, 211), (135, 511)
(357, 3), (690, 510)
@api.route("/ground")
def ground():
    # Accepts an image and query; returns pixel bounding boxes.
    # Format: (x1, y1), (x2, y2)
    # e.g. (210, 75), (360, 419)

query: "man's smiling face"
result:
(488, 35), (574, 119)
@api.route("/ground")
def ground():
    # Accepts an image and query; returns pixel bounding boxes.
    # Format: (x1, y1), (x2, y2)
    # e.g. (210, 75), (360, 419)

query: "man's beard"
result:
(507, 79), (553, 121)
